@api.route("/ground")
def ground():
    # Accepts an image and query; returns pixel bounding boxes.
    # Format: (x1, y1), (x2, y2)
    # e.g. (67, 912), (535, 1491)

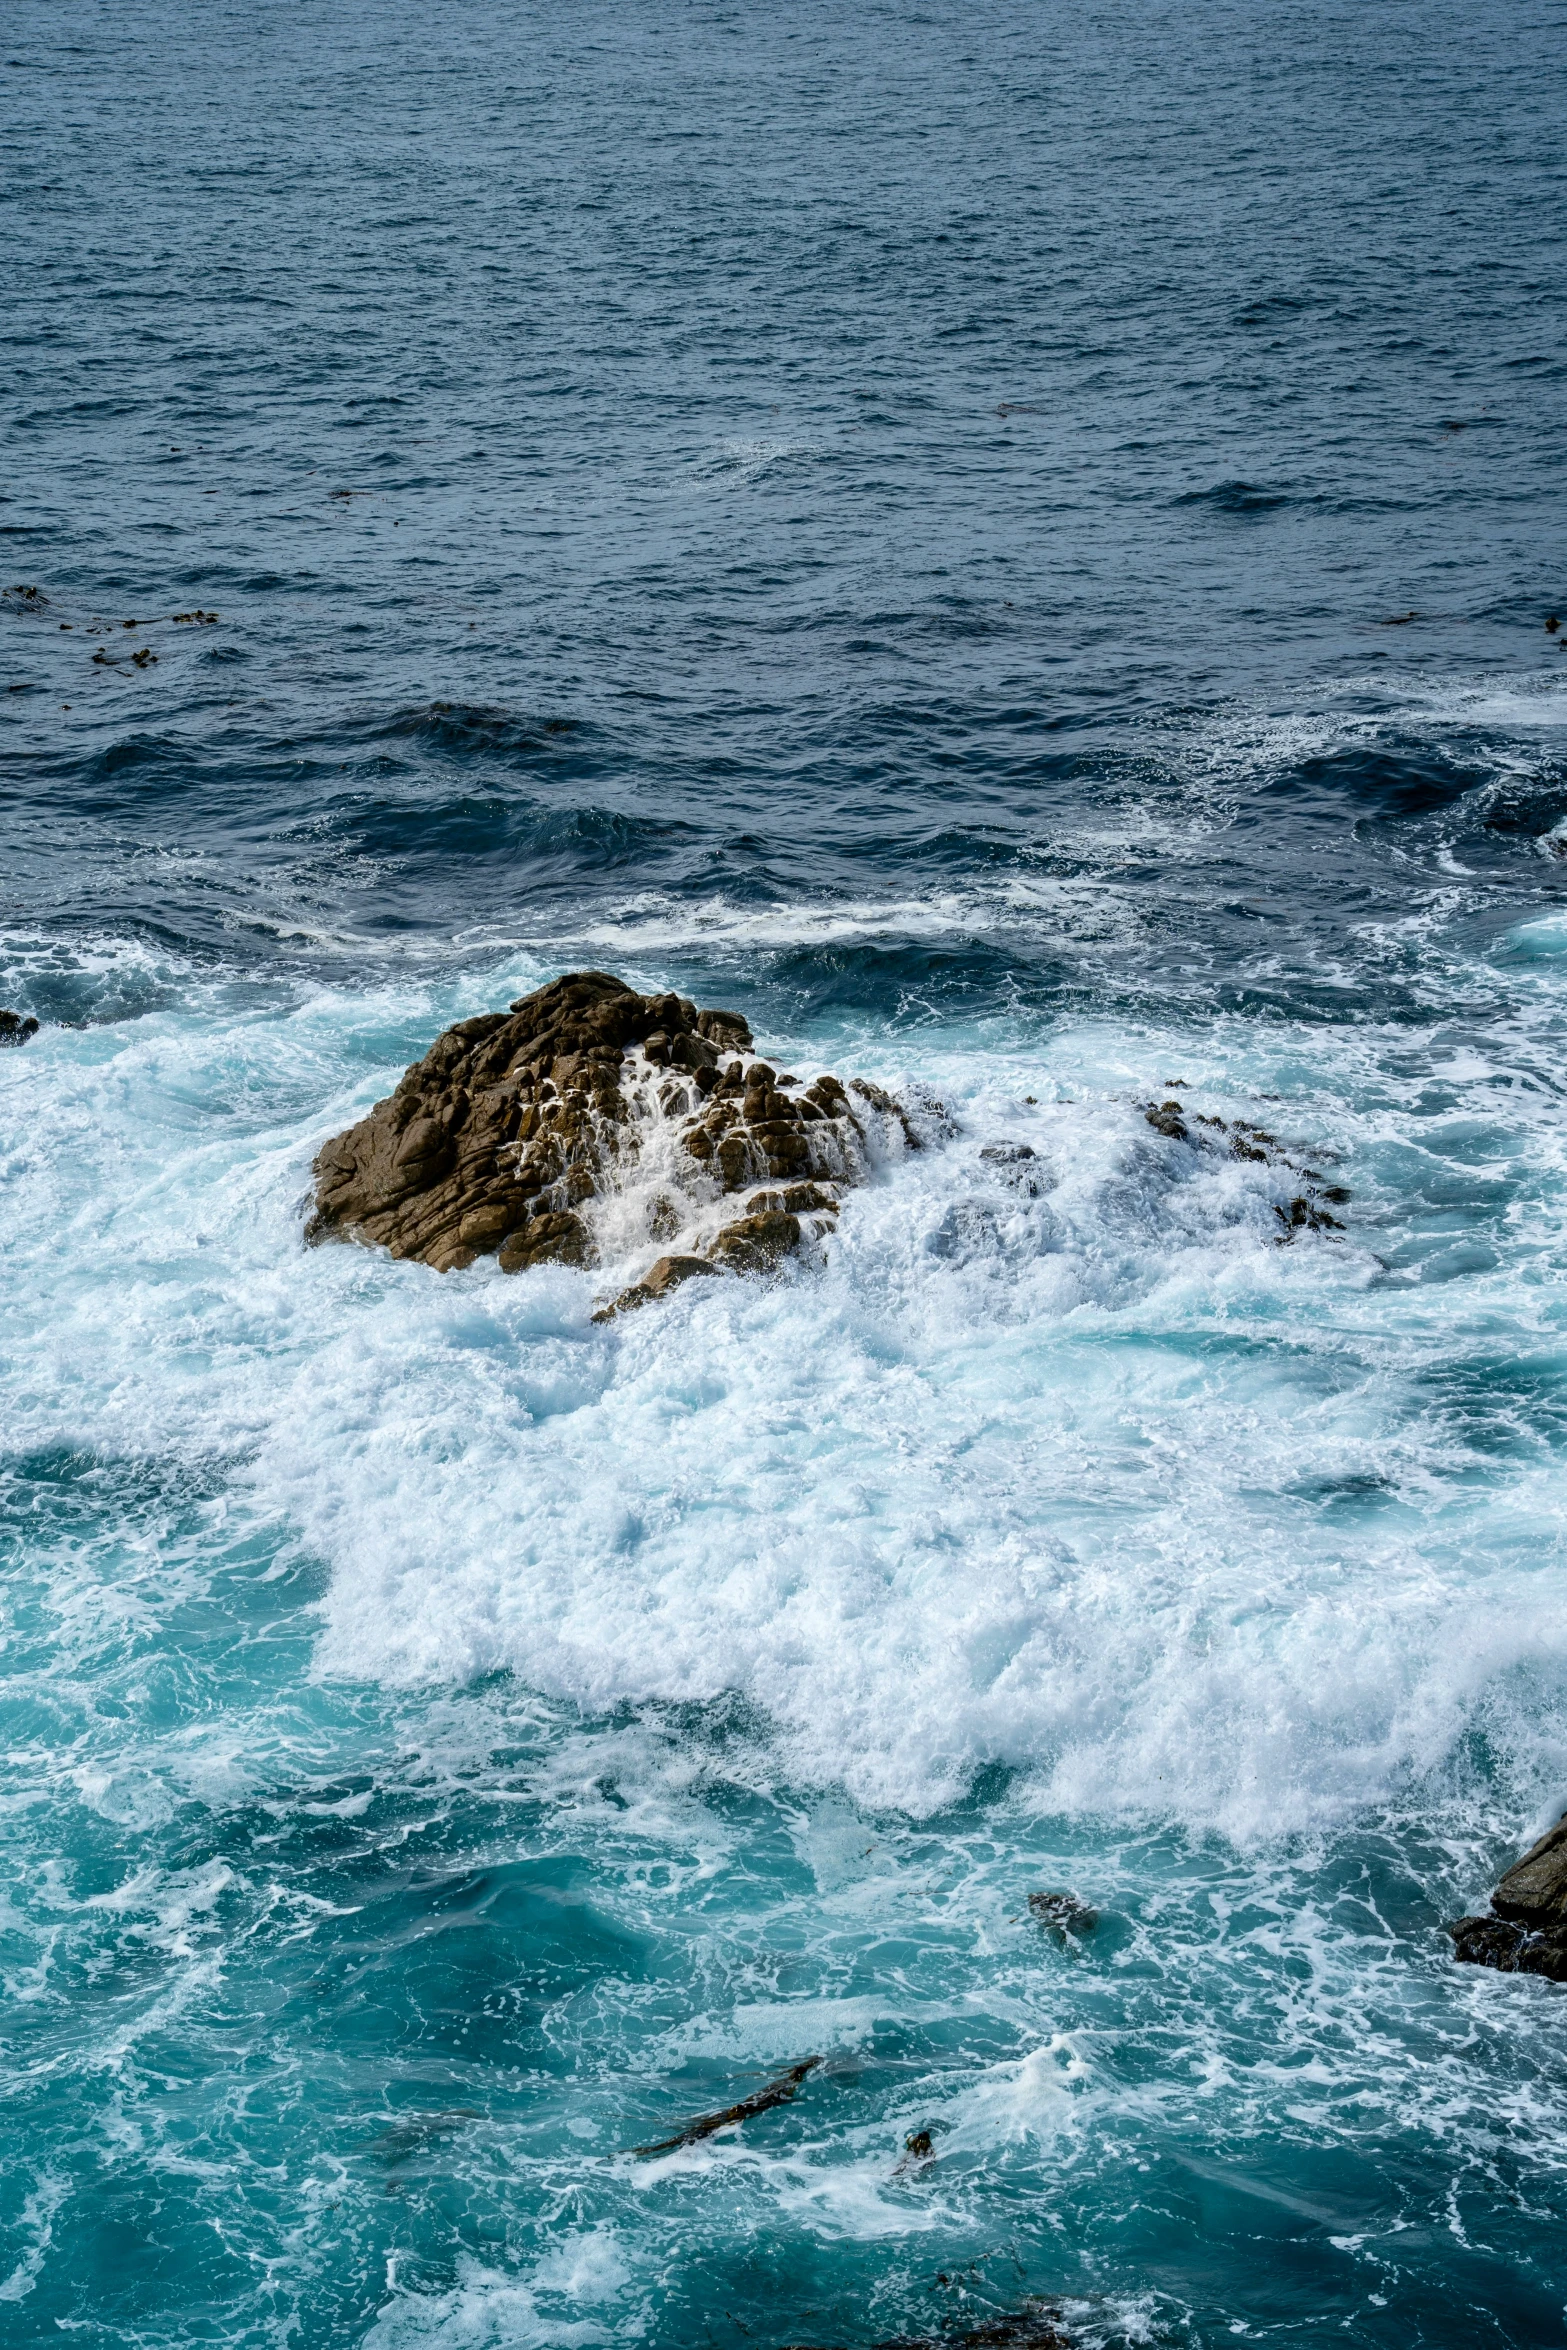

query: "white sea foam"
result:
(5, 947), (1566, 1844)
(687, 436), (823, 489)
(0, 2175), (68, 2306)
(1173, 667), (1567, 785)
(365, 2231), (634, 2348)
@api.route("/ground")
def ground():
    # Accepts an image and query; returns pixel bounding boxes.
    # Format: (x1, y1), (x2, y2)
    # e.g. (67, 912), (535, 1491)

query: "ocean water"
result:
(4, 1), (1567, 2342)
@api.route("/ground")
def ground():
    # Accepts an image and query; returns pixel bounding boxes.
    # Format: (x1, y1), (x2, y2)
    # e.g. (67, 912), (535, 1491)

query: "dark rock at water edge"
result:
(634, 2056), (821, 2156)
(0, 1010), (40, 1046)
(1491, 1807), (1567, 1920)
(1449, 1912), (1567, 1982)
(778, 2304), (1073, 2350)
(308, 970), (920, 1305)
(1450, 1808), (1567, 1982)
(1142, 1098), (1349, 1239)
(1028, 1890), (1098, 1938)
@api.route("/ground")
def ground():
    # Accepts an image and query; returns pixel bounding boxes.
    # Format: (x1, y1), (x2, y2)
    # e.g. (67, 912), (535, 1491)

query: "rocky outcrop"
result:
(1450, 1812), (1567, 1983)
(0, 1010), (40, 1046)
(307, 970), (919, 1300)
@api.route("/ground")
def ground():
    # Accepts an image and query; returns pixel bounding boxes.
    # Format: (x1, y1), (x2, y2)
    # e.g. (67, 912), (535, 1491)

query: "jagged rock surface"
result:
(307, 970), (914, 1294)
(1450, 1810), (1567, 1983)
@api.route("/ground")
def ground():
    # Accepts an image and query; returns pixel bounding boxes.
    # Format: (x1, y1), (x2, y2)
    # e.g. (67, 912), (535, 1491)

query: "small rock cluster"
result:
(307, 970), (915, 1309)
(1450, 1812), (1567, 1983)
(0, 1010), (40, 1046)
(1143, 1097), (1349, 1238)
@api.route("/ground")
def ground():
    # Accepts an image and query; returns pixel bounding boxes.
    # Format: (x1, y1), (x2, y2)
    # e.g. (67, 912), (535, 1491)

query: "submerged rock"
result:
(780, 2304), (1073, 2350)
(1027, 1890), (1098, 1938)
(308, 971), (919, 1297)
(892, 2126), (939, 2180)
(1144, 1097), (1190, 1142)
(1146, 1099), (1349, 1238)
(1450, 1810), (1567, 1983)
(634, 2056), (820, 2156)
(0, 1010), (40, 1046)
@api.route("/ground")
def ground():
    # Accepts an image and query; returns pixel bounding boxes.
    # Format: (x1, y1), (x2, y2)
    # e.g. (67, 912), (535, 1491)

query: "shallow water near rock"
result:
(4, 1), (1567, 2344)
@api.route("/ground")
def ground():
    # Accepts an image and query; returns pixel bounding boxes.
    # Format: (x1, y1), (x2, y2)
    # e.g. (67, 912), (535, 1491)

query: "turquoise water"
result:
(5, 2), (1567, 2342)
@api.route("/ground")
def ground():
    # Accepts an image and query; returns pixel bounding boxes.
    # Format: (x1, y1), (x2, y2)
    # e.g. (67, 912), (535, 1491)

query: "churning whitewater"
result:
(5, 0), (1567, 2343)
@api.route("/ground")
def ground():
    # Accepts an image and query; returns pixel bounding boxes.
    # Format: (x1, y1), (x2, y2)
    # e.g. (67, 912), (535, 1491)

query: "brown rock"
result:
(591, 1254), (717, 1322)
(745, 1184), (838, 1216)
(427, 1238), (479, 1273)
(696, 1008), (752, 1049)
(715, 1134), (752, 1187)
(670, 1031), (719, 1073)
(306, 971), (921, 1300)
(1027, 1890), (1098, 1938)
(497, 1210), (591, 1272)
(458, 1203), (513, 1248)
(709, 1210), (802, 1272)
(1493, 1811), (1567, 1924)
(1448, 1809), (1567, 1982)
(307, 973), (640, 1264)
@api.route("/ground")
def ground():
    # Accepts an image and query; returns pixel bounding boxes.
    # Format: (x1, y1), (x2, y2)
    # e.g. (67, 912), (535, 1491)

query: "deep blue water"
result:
(5, 4), (1567, 2344)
